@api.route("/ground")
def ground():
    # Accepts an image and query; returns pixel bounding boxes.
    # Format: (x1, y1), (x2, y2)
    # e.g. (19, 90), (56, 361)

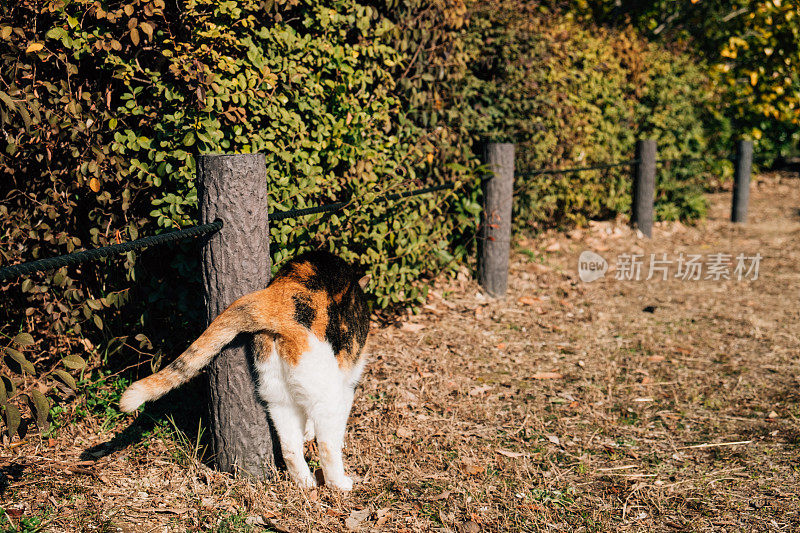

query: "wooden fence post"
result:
(198, 153), (274, 478)
(632, 139), (656, 238)
(731, 140), (753, 223)
(478, 142), (515, 297)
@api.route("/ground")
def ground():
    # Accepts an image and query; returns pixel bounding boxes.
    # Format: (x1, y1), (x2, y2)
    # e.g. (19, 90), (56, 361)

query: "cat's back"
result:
(269, 251), (369, 366)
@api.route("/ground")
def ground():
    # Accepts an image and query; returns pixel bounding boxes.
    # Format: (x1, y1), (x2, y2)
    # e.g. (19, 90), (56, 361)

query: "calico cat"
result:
(119, 250), (370, 491)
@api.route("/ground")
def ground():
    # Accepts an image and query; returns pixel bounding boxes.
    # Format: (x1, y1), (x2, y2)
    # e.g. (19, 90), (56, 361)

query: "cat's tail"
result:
(119, 289), (274, 412)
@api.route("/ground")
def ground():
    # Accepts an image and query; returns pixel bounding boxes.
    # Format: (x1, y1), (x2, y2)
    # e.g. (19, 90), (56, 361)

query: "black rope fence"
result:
(520, 159), (640, 178)
(0, 221), (224, 282)
(0, 183), (456, 282)
(1, 149), (784, 282)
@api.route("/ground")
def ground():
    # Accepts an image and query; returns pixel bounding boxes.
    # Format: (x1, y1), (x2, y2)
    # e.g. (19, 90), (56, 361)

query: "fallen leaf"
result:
(497, 449), (529, 458)
(531, 372), (563, 380)
(468, 384), (493, 396)
(400, 322), (425, 333)
(647, 355), (665, 363)
(461, 462), (483, 476)
(495, 342), (506, 350)
(153, 507), (189, 515)
(526, 262), (550, 274)
(396, 427), (413, 438)
(429, 490), (451, 501)
(544, 241), (561, 252)
(459, 520), (481, 533)
(768, 411), (779, 419)
(375, 508), (392, 526)
(346, 509), (371, 530)
(517, 296), (541, 306)
(547, 435), (561, 446)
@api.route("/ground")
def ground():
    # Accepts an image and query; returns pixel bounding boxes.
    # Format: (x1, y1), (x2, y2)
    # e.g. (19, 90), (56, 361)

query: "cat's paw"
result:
(293, 474), (318, 490)
(328, 475), (353, 492)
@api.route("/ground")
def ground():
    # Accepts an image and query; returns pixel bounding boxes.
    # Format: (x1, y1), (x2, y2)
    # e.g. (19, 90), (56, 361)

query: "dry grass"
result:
(2, 173), (799, 532)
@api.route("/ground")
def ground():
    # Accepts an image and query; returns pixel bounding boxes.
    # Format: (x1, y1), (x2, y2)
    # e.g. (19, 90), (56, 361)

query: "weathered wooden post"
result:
(731, 140), (753, 223)
(478, 142), (515, 297)
(632, 139), (656, 238)
(198, 153), (274, 477)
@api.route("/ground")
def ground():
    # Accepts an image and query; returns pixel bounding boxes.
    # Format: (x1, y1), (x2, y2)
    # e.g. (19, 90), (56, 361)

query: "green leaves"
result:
(53, 370), (77, 390)
(62, 354), (87, 371)
(575, 0), (799, 157)
(4, 346), (35, 374)
(28, 389), (49, 428)
(3, 403), (21, 439)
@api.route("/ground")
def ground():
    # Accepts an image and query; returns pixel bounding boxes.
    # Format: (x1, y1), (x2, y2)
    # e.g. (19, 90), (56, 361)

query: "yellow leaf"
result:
(25, 42), (44, 54)
(89, 178), (101, 192)
(140, 22), (154, 39)
(749, 72), (758, 86)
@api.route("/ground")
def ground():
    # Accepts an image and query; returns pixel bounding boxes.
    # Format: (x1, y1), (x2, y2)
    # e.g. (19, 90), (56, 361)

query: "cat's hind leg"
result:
(287, 335), (354, 491)
(268, 402), (317, 489)
(255, 338), (316, 489)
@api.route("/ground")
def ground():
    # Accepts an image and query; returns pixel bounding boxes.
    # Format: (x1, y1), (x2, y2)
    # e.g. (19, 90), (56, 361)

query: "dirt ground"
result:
(2, 173), (800, 532)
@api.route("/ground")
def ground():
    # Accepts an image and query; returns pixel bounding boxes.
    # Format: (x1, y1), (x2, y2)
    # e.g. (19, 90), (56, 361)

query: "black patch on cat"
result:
(274, 250), (370, 358)
(280, 251), (354, 295)
(325, 279), (369, 357)
(292, 294), (315, 329)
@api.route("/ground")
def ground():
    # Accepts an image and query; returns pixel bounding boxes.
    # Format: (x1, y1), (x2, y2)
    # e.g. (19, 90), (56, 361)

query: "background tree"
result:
(570, 0), (800, 155)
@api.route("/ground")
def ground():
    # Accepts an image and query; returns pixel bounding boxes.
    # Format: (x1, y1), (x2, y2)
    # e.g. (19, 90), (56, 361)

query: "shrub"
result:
(0, 0), (730, 436)
(458, 3), (727, 229)
(0, 0), (475, 437)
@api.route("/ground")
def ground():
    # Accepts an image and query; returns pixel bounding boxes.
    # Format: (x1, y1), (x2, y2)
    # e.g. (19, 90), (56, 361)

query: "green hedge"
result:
(455, 3), (731, 229)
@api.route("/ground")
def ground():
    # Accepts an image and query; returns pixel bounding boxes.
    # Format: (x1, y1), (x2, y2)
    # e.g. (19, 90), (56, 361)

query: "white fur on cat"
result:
(256, 332), (365, 490)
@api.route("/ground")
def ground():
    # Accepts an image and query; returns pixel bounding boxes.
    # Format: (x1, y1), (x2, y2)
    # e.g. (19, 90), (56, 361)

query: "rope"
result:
(386, 183), (453, 200)
(655, 156), (710, 165)
(0, 221), (223, 282)
(519, 159), (640, 178)
(268, 183), (454, 221)
(0, 182), (454, 281)
(269, 201), (348, 222)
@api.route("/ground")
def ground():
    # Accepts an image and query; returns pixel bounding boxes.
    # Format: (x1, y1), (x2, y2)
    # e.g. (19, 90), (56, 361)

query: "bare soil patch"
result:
(2, 173), (799, 532)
